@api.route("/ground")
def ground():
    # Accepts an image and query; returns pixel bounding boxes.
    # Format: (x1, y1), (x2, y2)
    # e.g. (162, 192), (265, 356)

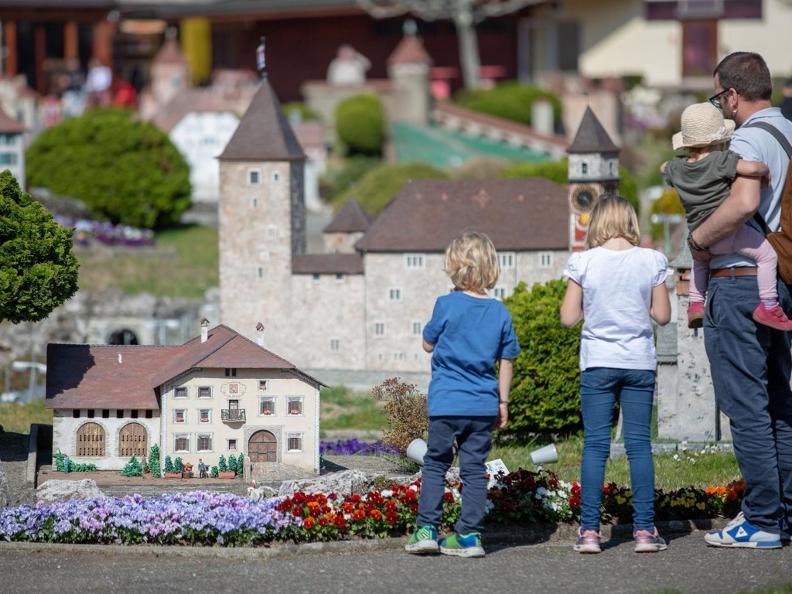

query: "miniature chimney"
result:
(256, 36), (267, 79)
(117, 353), (123, 364)
(200, 318), (210, 343)
(255, 321), (265, 346)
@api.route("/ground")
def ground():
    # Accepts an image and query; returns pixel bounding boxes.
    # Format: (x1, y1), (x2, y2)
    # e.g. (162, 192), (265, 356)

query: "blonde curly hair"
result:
(443, 231), (500, 291)
(585, 194), (641, 249)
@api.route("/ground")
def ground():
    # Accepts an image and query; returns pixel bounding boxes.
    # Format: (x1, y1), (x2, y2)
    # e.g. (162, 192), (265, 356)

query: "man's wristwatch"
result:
(688, 234), (707, 252)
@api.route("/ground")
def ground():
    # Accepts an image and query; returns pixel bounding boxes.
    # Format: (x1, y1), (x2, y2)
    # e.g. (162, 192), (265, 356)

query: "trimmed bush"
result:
(333, 162), (448, 217)
(335, 94), (385, 155)
(174, 457), (183, 472)
(237, 453), (244, 475)
(319, 156), (380, 203)
(454, 82), (562, 128)
(218, 455), (227, 472)
(148, 444), (161, 478)
(283, 102), (321, 122)
(228, 454), (238, 474)
(26, 108), (191, 228)
(210, 465), (219, 478)
(502, 159), (640, 215)
(164, 455), (174, 473)
(502, 280), (582, 440)
(122, 456), (143, 477)
(53, 450), (96, 473)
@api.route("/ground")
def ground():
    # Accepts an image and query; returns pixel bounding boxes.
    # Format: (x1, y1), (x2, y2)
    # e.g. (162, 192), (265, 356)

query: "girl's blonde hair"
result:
(585, 194), (641, 249)
(444, 231), (500, 291)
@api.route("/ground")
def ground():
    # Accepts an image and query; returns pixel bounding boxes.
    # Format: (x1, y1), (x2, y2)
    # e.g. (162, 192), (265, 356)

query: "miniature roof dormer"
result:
(0, 105), (24, 134)
(218, 40), (305, 162)
(153, 30), (187, 66)
(324, 199), (371, 234)
(388, 23), (432, 66)
(567, 106), (619, 155)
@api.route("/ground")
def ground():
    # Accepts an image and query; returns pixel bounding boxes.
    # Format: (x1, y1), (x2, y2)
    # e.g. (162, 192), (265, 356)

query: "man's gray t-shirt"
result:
(711, 107), (792, 270)
(665, 150), (739, 231)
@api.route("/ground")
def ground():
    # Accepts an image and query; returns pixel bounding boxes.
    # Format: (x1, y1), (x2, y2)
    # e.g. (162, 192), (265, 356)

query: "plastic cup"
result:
(406, 438), (428, 466)
(530, 443), (558, 465)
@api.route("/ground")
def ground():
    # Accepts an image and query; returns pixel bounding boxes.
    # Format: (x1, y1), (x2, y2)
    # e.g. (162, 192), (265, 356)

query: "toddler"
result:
(662, 102), (791, 330)
(404, 231), (520, 558)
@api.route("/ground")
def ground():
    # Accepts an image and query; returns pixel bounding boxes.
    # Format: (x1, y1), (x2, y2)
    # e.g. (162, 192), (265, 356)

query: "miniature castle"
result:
(217, 45), (621, 385)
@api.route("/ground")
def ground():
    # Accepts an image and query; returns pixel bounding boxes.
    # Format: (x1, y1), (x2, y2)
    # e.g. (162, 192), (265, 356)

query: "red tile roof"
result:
(292, 253), (364, 274)
(152, 36), (187, 66)
(355, 178), (569, 252)
(46, 325), (321, 410)
(388, 35), (432, 66)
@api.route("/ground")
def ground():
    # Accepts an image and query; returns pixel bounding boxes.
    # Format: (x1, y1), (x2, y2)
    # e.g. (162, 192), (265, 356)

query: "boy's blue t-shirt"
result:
(423, 291), (521, 417)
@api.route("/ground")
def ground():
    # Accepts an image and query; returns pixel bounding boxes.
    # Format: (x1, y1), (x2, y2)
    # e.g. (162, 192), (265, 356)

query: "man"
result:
(689, 52), (792, 549)
(198, 458), (208, 479)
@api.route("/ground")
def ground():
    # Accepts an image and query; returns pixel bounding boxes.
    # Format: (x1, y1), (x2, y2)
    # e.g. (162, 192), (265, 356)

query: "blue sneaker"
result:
(705, 513), (782, 549)
(405, 525), (439, 554)
(439, 531), (485, 558)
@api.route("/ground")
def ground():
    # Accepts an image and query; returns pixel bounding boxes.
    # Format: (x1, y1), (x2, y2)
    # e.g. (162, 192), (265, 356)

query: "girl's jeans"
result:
(579, 367), (656, 532)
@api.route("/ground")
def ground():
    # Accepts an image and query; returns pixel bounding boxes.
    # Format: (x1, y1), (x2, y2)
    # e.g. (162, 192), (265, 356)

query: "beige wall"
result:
(323, 232), (365, 253)
(161, 368), (319, 473)
(53, 410), (160, 471)
(719, 0), (792, 78)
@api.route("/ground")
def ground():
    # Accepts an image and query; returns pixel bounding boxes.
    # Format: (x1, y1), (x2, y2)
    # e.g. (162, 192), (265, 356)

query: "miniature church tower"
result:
(141, 28), (190, 120)
(566, 106), (620, 250)
(218, 37), (306, 347)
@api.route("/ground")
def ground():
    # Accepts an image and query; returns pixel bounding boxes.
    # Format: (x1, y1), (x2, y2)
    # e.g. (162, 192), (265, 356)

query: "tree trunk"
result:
(454, 3), (481, 90)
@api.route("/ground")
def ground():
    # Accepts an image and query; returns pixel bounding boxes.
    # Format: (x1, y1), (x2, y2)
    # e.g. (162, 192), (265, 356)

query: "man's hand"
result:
(688, 232), (712, 263)
(494, 402), (508, 430)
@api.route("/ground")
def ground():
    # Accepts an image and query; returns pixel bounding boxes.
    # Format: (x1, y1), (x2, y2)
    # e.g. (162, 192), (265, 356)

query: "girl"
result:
(560, 195), (671, 554)
(405, 231), (520, 558)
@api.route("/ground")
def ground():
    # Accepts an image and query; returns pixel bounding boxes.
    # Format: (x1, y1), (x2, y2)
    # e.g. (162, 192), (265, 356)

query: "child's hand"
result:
(660, 161), (668, 175)
(494, 402), (508, 430)
(762, 172), (771, 187)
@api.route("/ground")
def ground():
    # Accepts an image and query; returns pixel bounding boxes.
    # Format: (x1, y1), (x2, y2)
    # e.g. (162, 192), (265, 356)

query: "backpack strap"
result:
(742, 121), (792, 234)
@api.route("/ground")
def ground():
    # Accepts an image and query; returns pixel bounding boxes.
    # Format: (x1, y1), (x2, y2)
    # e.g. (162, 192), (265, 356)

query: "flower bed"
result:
(320, 439), (400, 456)
(0, 470), (745, 546)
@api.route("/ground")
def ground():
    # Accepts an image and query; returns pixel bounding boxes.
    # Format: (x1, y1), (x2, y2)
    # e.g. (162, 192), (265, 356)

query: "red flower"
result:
(443, 492), (454, 502)
(334, 515), (346, 528)
(319, 516), (330, 526)
(386, 501), (397, 512)
(292, 507), (303, 518)
(569, 495), (581, 508)
(303, 517), (316, 530)
(410, 504), (418, 513)
(328, 493), (337, 501)
(369, 509), (383, 521)
(322, 505), (332, 514)
(352, 509), (365, 521)
(386, 511), (398, 525)
(343, 503), (354, 514)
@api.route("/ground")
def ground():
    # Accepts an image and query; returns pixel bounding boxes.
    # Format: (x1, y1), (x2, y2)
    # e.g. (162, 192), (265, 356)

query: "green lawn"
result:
(0, 400), (52, 433)
(77, 224), (219, 299)
(320, 386), (386, 432)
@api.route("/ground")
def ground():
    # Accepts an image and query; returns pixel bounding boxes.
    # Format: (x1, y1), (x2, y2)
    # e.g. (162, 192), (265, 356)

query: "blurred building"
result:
(0, 104), (25, 185)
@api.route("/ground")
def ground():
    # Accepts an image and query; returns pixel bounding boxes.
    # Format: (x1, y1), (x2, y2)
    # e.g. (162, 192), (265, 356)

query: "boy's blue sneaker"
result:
(705, 513), (782, 549)
(405, 525), (439, 554)
(439, 531), (485, 558)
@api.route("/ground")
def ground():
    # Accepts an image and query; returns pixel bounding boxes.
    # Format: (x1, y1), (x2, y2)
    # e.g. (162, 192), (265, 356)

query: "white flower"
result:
(536, 487), (548, 498)
(381, 490), (393, 498)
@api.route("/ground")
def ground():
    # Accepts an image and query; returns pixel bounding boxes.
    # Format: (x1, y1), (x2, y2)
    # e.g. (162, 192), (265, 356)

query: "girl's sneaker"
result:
(753, 303), (792, 331)
(634, 528), (668, 553)
(573, 529), (601, 554)
(405, 525), (439, 554)
(439, 532), (485, 558)
(688, 302), (705, 329)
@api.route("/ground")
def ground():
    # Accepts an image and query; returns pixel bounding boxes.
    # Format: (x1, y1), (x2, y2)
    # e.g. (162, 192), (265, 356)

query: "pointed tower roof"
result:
(567, 106), (619, 154)
(324, 198), (371, 233)
(218, 79), (305, 162)
(153, 35), (187, 66)
(0, 105), (24, 134)
(388, 34), (432, 66)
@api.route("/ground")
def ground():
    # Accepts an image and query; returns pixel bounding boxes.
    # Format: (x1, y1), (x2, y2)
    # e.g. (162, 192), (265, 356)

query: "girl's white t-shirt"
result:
(563, 246), (669, 371)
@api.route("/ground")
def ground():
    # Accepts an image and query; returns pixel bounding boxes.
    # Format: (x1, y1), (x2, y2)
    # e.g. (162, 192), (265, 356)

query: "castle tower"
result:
(149, 29), (190, 112)
(218, 38), (306, 348)
(566, 106), (620, 250)
(386, 21), (433, 125)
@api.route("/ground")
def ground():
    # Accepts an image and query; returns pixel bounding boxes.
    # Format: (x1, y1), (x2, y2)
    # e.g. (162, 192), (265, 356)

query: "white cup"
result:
(406, 438), (428, 466)
(530, 443), (558, 465)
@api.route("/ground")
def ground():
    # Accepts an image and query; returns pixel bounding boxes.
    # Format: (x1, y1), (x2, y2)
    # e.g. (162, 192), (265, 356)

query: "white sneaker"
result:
(705, 514), (782, 549)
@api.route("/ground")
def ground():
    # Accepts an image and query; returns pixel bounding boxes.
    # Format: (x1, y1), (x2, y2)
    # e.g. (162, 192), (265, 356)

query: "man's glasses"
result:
(708, 89), (730, 109)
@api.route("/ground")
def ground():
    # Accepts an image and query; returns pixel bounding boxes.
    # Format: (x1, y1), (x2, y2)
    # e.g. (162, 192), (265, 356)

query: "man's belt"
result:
(710, 267), (758, 278)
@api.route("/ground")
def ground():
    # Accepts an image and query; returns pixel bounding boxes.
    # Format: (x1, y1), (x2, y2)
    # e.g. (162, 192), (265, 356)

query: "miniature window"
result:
(498, 252), (515, 269)
(494, 287), (506, 299)
(87, 410), (95, 418)
(102, 409), (109, 418)
(260, 397), (275, 416)
(198, 386), (212, 399)
(145, 410), (153, 419)
(287, 432), (303, 452)
(335, 273), (344, 283)
(271, 170), (280, 183)
(581, 162), (588, 175)
(252, 197), (258, 208)
(312, 273), (320, 282)
(405, 254), (425, 269)
(330, 339), (340, 352)
(116, 410), (123, 419)
(412, 321), (422, 336)
(248, 169), (261, 185)
(374, 322), (385, 337)
(197, 434), (212, 452)
(266, 225), (277, 240)
(174, 409), (186, 423)
(225, 368), (237, 378)
(258, 267), (264, 279)
(131, 410), (139, 419)
(73, 410), (80, 419)
(174, 387), (188, 399)
(610, 161), (616, 175)
(287, 397), (304, 416)
(259, 380), (268, 391)
(389, 288), (401, 302)
(539, 252), (553, 269)
(228, 439), (238, 451)
(174, 434), (189, 453)
(199, 409), (211, 423)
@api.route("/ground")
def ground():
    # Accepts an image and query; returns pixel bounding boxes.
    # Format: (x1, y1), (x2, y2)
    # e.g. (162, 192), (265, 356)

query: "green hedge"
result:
(320, 156), (381, 203)
(502, 280), (582, 440)
(26, 108), (191, 229)
(335, 94), (386, 155)
(502, 159), (640, 215)
(454, 82), (562, 128)
(333, 162), (448, 217)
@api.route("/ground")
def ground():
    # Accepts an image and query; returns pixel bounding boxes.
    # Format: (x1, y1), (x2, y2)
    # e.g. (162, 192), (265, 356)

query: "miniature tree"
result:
(237, 453), (245, 478)
(174, 457), (184, 472)
(218, 455), (227, 472)
(164, 455), (174, 473)
(148, 444), (161, 478)
(210, 466), (219, 478)
(0, 171), (79, 324)
(228, 454), (237, 474)
(122, 456), (143, 477)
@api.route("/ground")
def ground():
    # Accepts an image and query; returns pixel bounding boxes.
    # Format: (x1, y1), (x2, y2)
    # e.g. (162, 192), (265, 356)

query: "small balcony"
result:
(221, 408), (246, 423)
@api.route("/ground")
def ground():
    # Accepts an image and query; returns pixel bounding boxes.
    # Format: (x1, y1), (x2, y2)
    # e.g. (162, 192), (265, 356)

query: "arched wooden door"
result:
(118, 422), (147, 457)
(248, 430), (277, 462)
(76, 422), (105, 457)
